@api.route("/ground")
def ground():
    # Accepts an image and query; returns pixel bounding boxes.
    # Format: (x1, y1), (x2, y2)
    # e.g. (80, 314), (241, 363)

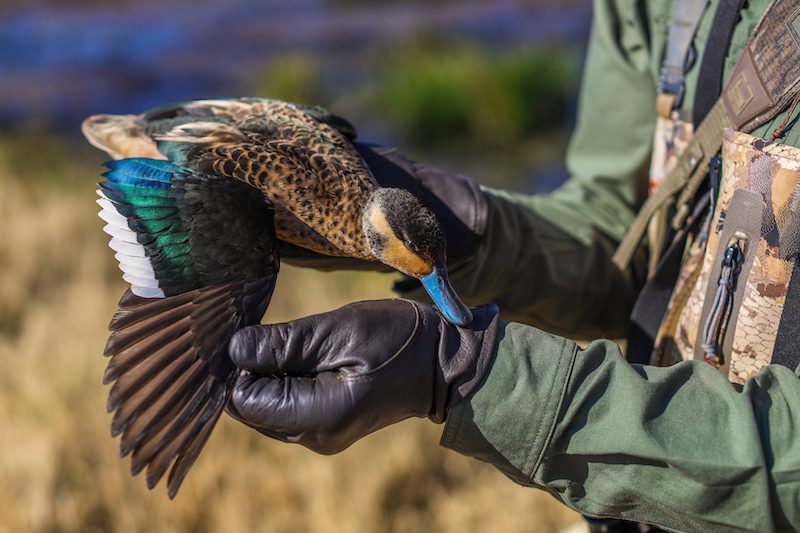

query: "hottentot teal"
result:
(84, 98), (471, 325)
(83, 97), (472, 498)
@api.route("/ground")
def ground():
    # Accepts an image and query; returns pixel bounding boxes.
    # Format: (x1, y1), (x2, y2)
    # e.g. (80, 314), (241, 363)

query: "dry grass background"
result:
(0, 138), (580, 532)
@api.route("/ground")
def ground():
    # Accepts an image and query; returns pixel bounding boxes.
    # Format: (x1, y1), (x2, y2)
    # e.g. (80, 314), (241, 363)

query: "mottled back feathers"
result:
(84, 98), (378, 259)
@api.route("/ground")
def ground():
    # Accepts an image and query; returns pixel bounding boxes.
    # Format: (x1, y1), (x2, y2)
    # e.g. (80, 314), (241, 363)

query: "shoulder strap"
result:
(693, 0), (746, 125)
(657, 0), (710, 118)
(625, 3), (745, 358)
(614, 0), (800, 271)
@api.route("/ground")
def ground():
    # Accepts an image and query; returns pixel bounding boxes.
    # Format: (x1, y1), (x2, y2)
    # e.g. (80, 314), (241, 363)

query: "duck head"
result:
(363, 188), (473, 326)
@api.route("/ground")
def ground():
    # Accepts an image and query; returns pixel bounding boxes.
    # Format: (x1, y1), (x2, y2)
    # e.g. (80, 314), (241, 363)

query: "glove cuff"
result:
(429, 303), (500, 423)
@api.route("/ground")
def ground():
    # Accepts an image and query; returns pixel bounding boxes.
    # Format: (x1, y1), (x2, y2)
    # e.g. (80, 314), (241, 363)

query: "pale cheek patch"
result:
(368, 207), (432, 277)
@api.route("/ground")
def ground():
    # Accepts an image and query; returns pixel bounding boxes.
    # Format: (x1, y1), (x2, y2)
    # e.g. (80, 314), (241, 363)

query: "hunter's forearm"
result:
(443, 322), (800, 532)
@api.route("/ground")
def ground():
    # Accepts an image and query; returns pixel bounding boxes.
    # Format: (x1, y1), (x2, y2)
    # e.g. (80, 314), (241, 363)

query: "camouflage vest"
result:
(651, 129), (800, 384)
(644, 2), (800, 384)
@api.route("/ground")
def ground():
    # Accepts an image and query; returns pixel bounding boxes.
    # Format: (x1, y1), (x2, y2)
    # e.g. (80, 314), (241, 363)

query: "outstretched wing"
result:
(97, 158), (278, 498)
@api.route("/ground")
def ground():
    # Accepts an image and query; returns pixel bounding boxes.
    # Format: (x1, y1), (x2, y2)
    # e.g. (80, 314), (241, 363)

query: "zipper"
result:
(700, 235), (746, 367)
(697, 153), (722, 248)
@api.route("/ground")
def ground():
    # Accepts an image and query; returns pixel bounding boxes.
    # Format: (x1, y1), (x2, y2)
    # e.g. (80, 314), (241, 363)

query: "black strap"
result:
(692, 0), (746, 126)
(771, 260), (800, 371)
(627, 230), (689, 362)
(626, 192), (711, 363)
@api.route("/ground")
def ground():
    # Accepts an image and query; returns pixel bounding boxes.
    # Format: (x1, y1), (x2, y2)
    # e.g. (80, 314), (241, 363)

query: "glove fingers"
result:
(228, 373), (317, 438)
(229, 301), (418, 377)
(229, 322), (321, 375)
(230, 372), (360, 454)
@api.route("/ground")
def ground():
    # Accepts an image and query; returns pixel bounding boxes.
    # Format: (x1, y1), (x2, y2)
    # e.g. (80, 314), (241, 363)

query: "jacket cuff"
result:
(440, 321), (578, 485)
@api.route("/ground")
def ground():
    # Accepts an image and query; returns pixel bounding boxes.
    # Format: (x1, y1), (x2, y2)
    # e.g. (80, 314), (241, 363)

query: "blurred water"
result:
(0, 0), (590, 131)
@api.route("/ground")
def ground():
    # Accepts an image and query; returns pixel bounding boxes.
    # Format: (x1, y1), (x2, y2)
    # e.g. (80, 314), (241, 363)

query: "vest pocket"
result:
(695, 189), (763, 370)
(653, 130), (800, 384)
(700, 238), (746, 366)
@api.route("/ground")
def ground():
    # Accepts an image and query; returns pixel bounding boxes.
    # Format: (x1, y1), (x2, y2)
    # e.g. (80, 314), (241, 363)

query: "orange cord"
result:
(770, 93), (800, 141)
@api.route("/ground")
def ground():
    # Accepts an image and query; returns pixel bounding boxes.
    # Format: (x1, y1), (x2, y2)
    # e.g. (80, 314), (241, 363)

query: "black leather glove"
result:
(279, 143), (489, 271)
(226, 299), (499, 454)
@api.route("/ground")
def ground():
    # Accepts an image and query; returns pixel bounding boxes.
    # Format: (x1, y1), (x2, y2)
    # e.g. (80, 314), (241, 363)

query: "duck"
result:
(82, 97), (473, 498)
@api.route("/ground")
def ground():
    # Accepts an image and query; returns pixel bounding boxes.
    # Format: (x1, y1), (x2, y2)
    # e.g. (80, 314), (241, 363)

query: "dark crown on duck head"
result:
(362, 188), (445, 277)
(362, 187), (473, 327)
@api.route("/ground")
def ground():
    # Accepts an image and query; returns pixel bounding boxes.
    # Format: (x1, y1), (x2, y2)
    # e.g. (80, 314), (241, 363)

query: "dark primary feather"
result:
(99, 158), (278, 498)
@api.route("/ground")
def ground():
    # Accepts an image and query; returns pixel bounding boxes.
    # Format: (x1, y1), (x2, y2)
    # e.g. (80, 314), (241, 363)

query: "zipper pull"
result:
(701, 238), (745, 366)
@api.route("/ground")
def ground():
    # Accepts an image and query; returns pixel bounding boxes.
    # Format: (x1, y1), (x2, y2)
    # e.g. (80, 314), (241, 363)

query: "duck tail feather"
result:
(82, 114), (165, 160)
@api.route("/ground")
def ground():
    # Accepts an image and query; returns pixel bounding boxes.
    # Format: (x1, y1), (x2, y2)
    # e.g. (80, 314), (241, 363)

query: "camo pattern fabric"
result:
(651, 234), (706, 367)
(648, 112), (697, 366)
(653, 129), (800, 385)
(645, 113), (696, 272)
(653, 152), (738, 367)
(649, 113), (694, 194)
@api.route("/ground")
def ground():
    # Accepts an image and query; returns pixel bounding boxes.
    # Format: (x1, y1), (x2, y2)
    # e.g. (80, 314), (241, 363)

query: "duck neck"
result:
(344, 192), (376, 260)
(361, 191), (393, 262)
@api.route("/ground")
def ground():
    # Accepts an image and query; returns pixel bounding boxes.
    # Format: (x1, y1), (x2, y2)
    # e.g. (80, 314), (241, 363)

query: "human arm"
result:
(396, 0), (669, 338)
(290, 0), (664, 337)
(228, 301), (800, 532)
(443, 321), (800, 532)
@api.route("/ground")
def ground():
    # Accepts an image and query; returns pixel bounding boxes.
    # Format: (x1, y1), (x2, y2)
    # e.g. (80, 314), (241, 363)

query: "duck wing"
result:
(83, 98), (375, 257)
(97, 157), (278, 498)
(150, 99), (376, 256)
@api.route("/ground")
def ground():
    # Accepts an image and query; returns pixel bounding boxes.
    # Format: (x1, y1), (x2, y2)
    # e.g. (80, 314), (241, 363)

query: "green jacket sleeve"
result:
(443, 322), (800, 532)
(396, 1), (671, 338)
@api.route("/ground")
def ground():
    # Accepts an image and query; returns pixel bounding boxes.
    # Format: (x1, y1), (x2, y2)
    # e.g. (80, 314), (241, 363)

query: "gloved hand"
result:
(226, 299), (499, 454)
(278, 143), (488, 271)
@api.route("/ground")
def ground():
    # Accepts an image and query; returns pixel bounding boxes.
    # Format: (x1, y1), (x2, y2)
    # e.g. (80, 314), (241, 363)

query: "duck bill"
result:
(420, 267), (473, 327)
